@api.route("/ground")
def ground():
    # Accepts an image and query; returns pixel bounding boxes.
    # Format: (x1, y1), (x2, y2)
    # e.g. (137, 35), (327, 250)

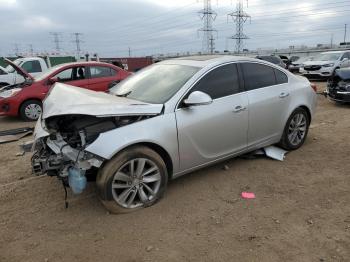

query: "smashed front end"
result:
(31, 83), (163, 195)
(32, 114), (152, 193)
(325, 68), (350, 103)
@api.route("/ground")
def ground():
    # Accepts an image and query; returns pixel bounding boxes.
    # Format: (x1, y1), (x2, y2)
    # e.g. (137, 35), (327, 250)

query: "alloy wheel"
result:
(111, 158), (161, 209)
(287, 113), (307, 146)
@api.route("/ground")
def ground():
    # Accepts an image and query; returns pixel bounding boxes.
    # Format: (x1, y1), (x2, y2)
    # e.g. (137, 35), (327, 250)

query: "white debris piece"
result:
(263, 146), (288, 161)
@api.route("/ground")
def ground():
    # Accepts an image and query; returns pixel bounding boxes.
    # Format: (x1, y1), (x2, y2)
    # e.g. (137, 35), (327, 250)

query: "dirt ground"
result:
(0, 82), (349, 262)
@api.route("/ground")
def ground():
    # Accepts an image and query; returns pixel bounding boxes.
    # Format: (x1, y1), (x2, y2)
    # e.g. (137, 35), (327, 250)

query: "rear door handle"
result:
(279, 92), (289, 98)
(233, 105), (246, 113)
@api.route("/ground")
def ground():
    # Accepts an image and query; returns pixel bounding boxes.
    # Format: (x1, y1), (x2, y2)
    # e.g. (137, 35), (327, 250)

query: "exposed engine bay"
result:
(32, 114), (153, 193)
(325, 68), (350, 103)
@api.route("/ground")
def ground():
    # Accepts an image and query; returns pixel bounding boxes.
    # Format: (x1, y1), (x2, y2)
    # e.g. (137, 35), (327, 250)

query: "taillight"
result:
(310, 83), (317, 92)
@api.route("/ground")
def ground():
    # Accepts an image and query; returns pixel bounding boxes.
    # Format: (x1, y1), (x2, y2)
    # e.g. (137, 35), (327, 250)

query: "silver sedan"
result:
(32, 55), (317, 213)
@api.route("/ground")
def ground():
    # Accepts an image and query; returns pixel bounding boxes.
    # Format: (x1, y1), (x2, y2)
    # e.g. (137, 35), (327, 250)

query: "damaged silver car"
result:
(32, 56), (317, 213)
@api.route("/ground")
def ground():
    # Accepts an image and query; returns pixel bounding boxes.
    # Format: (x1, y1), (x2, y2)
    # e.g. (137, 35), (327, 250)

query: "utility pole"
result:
(198, 0), (217, 54)
(344, 24), (347, 43)
(330, 33), (333, 48)
(28, 44), (34, 56)
(13, 43), (20, 56)
(72, 33), (83, 56)
(128, 47), (131, 57)
(228, 0), (250, 54)
(50, 32), (63, 52)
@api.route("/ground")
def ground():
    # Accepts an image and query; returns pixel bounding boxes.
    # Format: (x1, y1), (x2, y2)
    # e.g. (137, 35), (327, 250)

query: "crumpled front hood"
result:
(303, 60), (335, 66)
(42, 83), (163, 119)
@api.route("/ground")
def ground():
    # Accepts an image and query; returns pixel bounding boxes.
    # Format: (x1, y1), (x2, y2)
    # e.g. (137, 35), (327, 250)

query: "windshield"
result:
(110, 64), (200, 104)
(294, 57), (313, 63)
(313, 52), (342, 61)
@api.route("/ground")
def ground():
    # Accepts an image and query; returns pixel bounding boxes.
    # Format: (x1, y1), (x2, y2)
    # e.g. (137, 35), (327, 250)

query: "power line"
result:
(50, 32), (63, 52)
(13, 43), (20, 56)
(72, 33), (84, 55)
(28, 44), (34, 56)
(228, 0), (250, 53)
(344, 24), (347, 43)
(198, 0), (217, 54)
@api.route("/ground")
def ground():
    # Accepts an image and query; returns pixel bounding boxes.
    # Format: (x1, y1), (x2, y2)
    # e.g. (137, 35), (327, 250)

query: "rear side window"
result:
(242, 63), (276, 90)
(274, 69), (288, 84)
(191, 63), (240, 99)
(90, 66), (115, 78)
(22, 60), (42, 73)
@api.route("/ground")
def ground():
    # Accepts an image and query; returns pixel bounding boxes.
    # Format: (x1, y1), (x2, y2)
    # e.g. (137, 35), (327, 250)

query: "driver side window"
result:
(54, 68), (73, 82)
(189, 63), (240, 99)
(53, 67), (86, 82)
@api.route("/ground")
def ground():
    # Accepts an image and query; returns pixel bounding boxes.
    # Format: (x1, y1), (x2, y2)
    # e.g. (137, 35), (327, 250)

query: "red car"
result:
(0, 60), (130, 121)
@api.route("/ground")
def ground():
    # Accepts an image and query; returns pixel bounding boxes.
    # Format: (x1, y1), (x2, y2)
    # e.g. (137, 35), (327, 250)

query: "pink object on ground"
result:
(241, 192), (256, 199)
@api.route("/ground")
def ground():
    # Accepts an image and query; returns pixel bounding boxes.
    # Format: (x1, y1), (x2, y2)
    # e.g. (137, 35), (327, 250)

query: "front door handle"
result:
(233, 105), (246, 113)
(279, 92), (289, 98)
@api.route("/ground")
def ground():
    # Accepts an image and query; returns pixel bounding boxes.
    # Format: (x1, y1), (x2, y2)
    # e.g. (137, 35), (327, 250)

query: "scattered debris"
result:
(223, 165), (229, 171)
(15, 151), (25, 157)
(307, 219), (314, 225)
(146, 246), (154, 252)
(0, 127), (34, 136)
(241, 192), (256, 199)
(241, 146), (288, 161)
(0, 131), (33, 144)
(272, 218), (280, 224)
(19, 140), (34, 152)
(264, 146), (288, 161)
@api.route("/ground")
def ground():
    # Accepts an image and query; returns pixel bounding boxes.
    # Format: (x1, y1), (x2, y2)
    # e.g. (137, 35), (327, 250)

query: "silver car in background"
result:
(32, 55), (317, 213)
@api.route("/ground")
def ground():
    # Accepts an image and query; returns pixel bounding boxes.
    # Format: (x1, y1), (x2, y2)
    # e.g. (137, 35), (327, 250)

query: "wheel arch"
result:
(18, 98), (42, 115)
(298, 105), (312, 123)
(104, 142), (174, 179)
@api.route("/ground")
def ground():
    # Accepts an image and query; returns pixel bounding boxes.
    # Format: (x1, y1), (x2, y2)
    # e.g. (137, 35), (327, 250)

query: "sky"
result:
(0, 0), (348, 57)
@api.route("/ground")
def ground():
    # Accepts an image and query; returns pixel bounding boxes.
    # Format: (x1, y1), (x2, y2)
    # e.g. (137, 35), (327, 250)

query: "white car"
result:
(299, 51), (350, 78)
(0, 65), (21, 87)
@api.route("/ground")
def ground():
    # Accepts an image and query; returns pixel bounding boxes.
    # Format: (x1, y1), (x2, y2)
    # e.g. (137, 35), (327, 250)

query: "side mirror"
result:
(48, 77), (58, 85)
(183, 91), (213, 107)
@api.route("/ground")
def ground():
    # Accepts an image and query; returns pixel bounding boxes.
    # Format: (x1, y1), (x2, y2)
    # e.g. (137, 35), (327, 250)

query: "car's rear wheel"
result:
(19, 100), (42, 121)
(279, 107), (310, 150)
(96, 146), (168, 213)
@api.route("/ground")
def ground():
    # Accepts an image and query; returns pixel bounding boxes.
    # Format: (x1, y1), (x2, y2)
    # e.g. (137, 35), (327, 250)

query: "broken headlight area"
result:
(326, 69), (350, 102)
(31, 114), (152, 194)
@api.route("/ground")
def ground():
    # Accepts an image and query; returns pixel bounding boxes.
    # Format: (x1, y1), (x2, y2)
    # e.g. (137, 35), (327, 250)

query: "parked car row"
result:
(299, 51), (350, 79)
(30, 55), (317, 213)
(0, 59), (130, 120)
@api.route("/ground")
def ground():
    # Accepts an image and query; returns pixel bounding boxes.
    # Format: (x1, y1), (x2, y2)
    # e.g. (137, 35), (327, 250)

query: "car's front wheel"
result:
(96, 146), (168, 213)
(19, 100), (43, 121)
(279, 107), (310, 150)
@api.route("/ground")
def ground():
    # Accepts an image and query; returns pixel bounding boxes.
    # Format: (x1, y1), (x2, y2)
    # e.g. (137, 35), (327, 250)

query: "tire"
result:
(19, 100), (43, 121)
(96, 146), (168, 214)
(278, 107), (310, 150)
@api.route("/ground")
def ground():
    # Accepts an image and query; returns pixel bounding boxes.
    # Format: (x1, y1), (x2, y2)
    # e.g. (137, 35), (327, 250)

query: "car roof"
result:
(320, 51), (347, 54)
(49, 61), (117, 71)
(160, 55), (264, 68)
